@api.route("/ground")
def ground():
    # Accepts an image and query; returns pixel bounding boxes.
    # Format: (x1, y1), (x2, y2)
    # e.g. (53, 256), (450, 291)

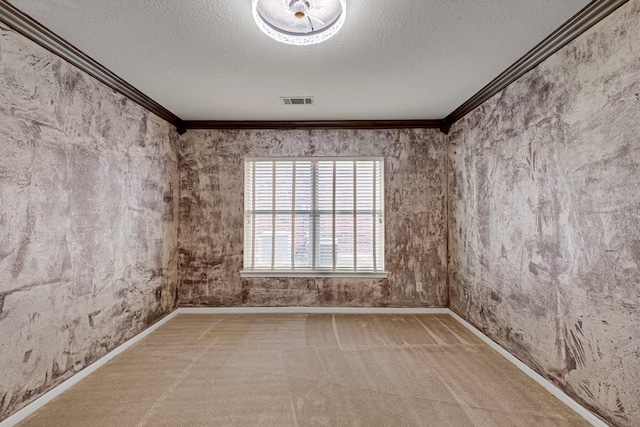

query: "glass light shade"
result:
(252, 0), (346, 45)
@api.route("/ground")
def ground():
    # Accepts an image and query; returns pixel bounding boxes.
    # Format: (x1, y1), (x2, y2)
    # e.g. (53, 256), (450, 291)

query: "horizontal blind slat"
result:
(244, 158), (384, 274)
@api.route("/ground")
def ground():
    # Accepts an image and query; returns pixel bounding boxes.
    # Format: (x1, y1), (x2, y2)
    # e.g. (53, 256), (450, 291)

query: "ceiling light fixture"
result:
(252, 0), (346, 46)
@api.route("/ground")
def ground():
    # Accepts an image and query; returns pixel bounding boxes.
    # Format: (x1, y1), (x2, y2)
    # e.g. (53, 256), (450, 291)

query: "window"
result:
(241, 157), (386, 277)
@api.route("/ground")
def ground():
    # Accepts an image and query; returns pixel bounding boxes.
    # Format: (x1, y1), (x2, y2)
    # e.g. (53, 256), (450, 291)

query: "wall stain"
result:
(2, 2), (639, 426)
(0, 24), (180, 421)
(448, 2), (640, 426)
(178, 129), (449, 308)
(10, 206), (35, 279)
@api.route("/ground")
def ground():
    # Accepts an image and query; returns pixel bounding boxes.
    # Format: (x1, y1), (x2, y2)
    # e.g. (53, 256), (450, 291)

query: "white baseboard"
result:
(446, 310), (608, 427)
(2, 307), (606, 427)
(177, 306), (450, 314)
(0, 310), (180, 427)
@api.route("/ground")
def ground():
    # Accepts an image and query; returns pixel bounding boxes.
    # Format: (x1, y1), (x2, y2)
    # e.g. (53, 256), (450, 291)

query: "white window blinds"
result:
(241, 157), (386, 277)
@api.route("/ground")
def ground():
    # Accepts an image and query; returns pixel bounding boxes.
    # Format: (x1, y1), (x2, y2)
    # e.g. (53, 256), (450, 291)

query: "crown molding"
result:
(0, 1), (185, 131)
(0, 0), (629, 134)
(445, 0), (629, 127)
(183, 120), (444, 131)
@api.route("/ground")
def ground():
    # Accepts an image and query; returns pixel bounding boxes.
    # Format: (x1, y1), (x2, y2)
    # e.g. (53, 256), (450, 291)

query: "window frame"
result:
(240, 156), (387, 278)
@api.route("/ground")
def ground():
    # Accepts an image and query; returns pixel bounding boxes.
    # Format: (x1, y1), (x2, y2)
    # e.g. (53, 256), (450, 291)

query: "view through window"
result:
(241, 157), (386, 277)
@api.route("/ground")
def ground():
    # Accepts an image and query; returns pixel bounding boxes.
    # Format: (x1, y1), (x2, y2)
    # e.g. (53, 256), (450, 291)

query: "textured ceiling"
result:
(7, 0), (590, 121)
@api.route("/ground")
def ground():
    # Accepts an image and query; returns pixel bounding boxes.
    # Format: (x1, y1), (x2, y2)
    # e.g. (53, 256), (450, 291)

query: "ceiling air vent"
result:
(281, 96), (314, 105)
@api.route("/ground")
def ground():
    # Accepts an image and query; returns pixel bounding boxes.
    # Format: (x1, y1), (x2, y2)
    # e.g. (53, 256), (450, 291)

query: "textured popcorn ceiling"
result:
(8, 0), (589, 121)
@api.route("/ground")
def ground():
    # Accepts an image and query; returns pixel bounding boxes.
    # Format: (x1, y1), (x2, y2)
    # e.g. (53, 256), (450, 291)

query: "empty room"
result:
(0, 0), (638, 426)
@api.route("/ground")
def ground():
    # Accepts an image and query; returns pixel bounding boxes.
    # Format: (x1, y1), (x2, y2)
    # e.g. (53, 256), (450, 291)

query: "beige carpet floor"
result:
(19, 313), (590, 426)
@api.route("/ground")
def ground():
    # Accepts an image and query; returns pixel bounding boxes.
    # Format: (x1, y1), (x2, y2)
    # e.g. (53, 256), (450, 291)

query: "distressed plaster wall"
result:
(179, 129), (448, 307)
(0, 23), (180, 420)
(448, 2), (640, 426)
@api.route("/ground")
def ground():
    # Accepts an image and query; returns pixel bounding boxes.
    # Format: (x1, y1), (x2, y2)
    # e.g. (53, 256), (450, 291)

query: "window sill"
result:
(240, 270), (389, 279)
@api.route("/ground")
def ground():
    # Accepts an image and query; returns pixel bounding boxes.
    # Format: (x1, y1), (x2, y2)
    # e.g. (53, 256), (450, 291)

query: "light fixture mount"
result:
(252, 0), (346, 46)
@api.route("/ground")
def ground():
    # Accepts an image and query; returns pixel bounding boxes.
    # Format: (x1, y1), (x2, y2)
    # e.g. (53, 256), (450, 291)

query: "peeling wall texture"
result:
(179, 129), (448, 307)
(0, 23), (180, 420)
(2, 0), (640, 423)
(448, 2), (640, 426)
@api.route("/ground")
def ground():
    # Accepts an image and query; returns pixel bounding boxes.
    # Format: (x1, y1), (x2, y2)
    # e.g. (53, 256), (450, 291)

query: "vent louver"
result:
(281, 96), (314, 105)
